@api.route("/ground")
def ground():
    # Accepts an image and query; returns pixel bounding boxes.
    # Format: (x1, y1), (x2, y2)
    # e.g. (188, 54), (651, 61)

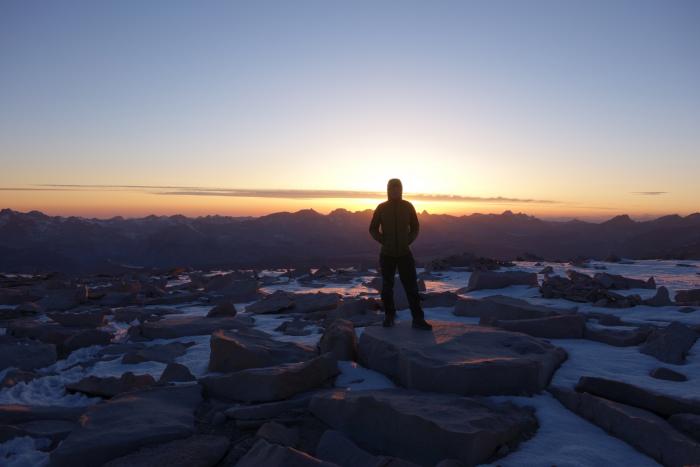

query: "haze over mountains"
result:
(2, 208), (699, 273)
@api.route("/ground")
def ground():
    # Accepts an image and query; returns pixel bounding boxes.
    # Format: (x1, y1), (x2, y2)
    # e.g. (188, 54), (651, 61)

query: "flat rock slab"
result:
(310, 389), (537, 466)
(574, 376), (700, 417)
(202, 355), (338, 402)
(0, 335), (57, 371)
(50, 385), (202, 467)
(358, 320), (566, 396)
(551, 387), (700, 467)
(492, 314), (585, 339)
(135, 316), (251, 339)
(66, 372), (156, 398)
(121, 342), (193, 364)
(454, 295), (574, 323)
(208, 327), (315, 373)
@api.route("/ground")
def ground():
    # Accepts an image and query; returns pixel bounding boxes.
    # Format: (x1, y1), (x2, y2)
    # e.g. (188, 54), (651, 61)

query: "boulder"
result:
(293, 292), (342, 313)
(236, 439), (338, 467)
(550, 387), (700, 467)
(66, 372), (156, 398)
(0, 335), (57, 371)
(246, 290), (295, 314)
(206, 301), (237, 318)
(204, 274), (259, 301)
(574, 376), (700, 417)
(158, 363), (196, 384)
(208, 328), (315, 373)
(420, 291), (460, 308)
(583, 325), (650, 347)
(112, 306), (179, 323)
(136, 316), (250, 339)
(453, 295), (572, 324)
(650, 367), (687, 382)
(37, 286), (89, 311)
(358, 320), (566, 396)
(7, 322), (111, 354)
(275, 317), (312, 336)
(310, 389), (537, 466)
(201, 355), (338, 402)
(319, 319), (358, 361)
(50, 385), (202, 467)
(316, 430), (420, 467)
(593, 273), (656, 290)
(538, 266), (554, 274)
(643, 286), (674, 307)
(639, 322), (698, 364)
(102, 435), (230, 467)
(324, 298), (383, 327)
(467, 271), (538, 291)
(490, 314), (585, 339)
(63, 328), (112, 352)
(122, 342), (193, 364)
(676, 288), (700, 306)
(48, 309), (107, 327)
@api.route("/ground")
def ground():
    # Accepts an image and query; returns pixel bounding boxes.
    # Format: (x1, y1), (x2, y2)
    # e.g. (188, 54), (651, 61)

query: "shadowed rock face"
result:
(310, 389), (538, 466)
(358, 321), (566, 396)
(102, 435), (231, 467)
(208, 328), (316, 373)
(50, 385), (202, 467)
(201, 355), (339, 402)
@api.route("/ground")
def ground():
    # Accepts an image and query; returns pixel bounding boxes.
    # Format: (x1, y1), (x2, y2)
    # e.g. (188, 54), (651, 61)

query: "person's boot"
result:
(412, 319), (433, 330)
(382, 312), (396, 327)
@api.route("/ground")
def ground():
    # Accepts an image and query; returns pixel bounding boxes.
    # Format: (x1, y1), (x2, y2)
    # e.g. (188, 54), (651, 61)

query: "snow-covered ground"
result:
(1, 259), (698, 466)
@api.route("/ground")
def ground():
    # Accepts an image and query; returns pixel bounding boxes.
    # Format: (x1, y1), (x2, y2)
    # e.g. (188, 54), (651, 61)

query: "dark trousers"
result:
(379, 251), (425, 321)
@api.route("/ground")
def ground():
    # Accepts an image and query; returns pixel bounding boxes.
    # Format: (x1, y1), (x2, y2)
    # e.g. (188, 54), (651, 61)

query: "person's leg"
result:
(397, 252), (430, 327)
(379, 253), (398, 325)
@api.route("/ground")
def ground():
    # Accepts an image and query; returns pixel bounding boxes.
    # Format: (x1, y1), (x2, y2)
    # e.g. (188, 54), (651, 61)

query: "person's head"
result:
(387, 178), (403, 201)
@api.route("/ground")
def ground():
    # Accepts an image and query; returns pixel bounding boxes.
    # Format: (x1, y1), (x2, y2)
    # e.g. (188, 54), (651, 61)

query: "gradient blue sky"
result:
(1, 0), (698, 219)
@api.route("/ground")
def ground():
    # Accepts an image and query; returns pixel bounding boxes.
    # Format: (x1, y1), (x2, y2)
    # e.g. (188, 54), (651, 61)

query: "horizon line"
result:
(2, 206), (697, 224)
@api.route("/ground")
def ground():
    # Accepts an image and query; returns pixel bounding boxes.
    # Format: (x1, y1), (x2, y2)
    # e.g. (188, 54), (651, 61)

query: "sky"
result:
(1, 0), (699, 220)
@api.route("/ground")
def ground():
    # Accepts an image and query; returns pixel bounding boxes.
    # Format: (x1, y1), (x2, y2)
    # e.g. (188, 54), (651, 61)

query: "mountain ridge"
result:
(1, 207), (699, 273)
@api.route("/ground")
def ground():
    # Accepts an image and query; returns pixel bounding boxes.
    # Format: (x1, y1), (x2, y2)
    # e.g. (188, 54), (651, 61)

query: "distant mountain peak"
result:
(602, 214), (635, 226)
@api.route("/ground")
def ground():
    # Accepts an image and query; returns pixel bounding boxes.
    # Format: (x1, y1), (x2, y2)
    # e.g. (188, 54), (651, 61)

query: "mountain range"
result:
(1, 208), (699, 273)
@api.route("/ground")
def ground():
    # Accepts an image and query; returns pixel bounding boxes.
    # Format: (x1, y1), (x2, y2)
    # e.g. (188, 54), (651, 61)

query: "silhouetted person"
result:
(369, 178), (432, 330)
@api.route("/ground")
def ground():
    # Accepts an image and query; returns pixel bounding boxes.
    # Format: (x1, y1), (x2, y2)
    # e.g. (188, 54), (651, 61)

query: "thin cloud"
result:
(632, 191), (668, 196)
(23, 184), (559, 204)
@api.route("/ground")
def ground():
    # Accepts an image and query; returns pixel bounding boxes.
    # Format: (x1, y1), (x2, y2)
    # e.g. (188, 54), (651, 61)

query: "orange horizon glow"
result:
(1, 185), (697, 222)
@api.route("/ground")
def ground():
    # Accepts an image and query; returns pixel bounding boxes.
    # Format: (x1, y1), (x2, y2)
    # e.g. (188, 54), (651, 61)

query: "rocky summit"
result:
(0, 259), (698, 467)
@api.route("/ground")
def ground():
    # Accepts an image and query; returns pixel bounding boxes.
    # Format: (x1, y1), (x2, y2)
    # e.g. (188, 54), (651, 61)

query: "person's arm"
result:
(408, 203), (420, 244)
(369, 205), (383, 244)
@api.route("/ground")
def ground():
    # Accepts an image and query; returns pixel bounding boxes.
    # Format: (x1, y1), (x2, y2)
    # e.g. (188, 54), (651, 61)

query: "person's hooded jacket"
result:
(368, 185), (420, 257)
